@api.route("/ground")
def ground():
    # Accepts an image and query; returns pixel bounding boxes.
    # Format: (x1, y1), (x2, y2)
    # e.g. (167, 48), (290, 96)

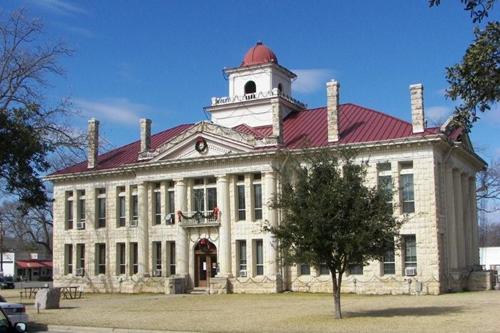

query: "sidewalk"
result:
(33, 324), (198, 333)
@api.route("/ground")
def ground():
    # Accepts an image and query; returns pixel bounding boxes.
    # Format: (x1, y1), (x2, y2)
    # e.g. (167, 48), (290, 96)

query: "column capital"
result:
(215, 174), (228, 182)
(173, 178), (185, 185)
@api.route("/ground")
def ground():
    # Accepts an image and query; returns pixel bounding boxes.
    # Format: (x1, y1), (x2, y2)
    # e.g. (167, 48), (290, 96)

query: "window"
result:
(131, 187), (138, 226)
(76, 244), (85, 275)
(277, 83), (283, 93)
(96, 243), (106, 275)
(97, 188), (106, 228)
(400, 162), (415, 213)
(66, 191), (74, 230)
(118, 187), (126, 227)
(255, 239), (264, 276)
(154, 186), (161, 225)
(78, 190), (86, 225)
(300, 263), (310, 276)
(319, 264), (330, 275)
(168, 241), (176, 275)
(65, 244), (73, 275)
(116, 243), (126, 275)
(404, 235), (417, 269)
(237, 175), (246, 220)
(237, 240), (247, 275)
(191, 178), (217, 214)
(153, 241), (162, 276)
(349, 263), (363, 275)
(167, 182), (175, 223)
(377, 163), (393, 213)
(253, 174), (262, 220)
(244, 80), (256, 95)
(383, 243), (396, 275)
(130, 242), (138, 274)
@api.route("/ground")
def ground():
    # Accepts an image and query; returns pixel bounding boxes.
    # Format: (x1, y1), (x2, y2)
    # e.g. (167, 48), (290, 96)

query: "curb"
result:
(38, 325), (198, 333)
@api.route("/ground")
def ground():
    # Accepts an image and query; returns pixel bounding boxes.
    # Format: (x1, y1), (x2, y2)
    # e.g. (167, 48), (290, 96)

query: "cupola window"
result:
(244, 81), (256, 95)
(277, 83), (283, 94)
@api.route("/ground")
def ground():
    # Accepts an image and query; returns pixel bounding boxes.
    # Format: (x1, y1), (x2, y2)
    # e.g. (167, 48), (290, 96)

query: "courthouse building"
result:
(47, 42), (491, 295)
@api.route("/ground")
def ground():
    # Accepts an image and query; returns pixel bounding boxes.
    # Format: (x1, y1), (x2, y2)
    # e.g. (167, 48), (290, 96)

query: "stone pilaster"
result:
(137, 182), (149, 275)
(174, 179), (189, 276)
(216, 175), (231, 276)
(410, 83), (425, 134)
(469, 177), (479, 265)
(265, 172), (278, 276)
(87, 118), (99, 169)
(462, 174), (471, 267)
(327, 80), (339, 142)
(453, 170), (465, 269)
(446, 167), (458, 269)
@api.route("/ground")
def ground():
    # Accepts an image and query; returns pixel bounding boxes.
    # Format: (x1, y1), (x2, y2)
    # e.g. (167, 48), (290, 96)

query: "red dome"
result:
(241, 42), (278, 67)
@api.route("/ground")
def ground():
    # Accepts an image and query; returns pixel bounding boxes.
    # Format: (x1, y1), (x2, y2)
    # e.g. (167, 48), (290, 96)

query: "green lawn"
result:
(2, 289), (500, 332)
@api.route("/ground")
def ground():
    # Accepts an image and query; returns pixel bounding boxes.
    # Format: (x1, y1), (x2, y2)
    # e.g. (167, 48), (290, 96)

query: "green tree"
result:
(268, 150), (402, 319)
(429, 1), (499, 131)
(0, 9), (85, 206)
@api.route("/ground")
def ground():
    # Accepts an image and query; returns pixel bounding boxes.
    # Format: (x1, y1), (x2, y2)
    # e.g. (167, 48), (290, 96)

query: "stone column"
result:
(446, 167), (458, 270)
(469, 177), (479, 265)
(453, 170), (465, 269)
(137, 183), (149, 275)
(174, 179), (189, 276)
(216, 175), (232, 276)
(462, 174), (471, 268)
(265, 172), (278, 276)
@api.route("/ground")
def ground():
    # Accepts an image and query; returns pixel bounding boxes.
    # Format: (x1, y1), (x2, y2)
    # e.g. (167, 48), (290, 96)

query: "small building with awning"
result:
(16, 259), (52, 281)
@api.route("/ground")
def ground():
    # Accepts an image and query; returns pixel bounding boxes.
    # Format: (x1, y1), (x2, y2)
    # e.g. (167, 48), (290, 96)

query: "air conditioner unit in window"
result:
(239, 270), (247, 277)
(76, 221), (86, 230)
(165, 213), (175, 224)
(130, 219), (138, 227)
(405, 267), (417, 276)
(152, 269), (162, 277)
(75, 268), (85, 276)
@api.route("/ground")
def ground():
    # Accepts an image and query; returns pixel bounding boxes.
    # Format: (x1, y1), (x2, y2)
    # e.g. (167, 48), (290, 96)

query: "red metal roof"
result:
(16, 260), (52, 269)
(51, 104), (445, 176)
(241, 42), (278, 67)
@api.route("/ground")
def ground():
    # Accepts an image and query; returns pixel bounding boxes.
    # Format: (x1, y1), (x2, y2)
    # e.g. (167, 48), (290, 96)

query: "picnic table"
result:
(19, 286), (48, 299)
(60, 286), (83, 299)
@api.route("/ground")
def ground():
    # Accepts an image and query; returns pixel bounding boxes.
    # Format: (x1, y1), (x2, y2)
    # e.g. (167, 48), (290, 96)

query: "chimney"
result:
(410, 83), (425, 133)
(87, 118), (99, 169)
(271, 98), (283, 144)
(327, 80), (340, 142)
(140, 118), (152, 153)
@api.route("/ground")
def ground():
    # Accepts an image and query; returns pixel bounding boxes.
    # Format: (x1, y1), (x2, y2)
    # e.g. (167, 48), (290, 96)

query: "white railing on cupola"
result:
(211, 88), (306, 108)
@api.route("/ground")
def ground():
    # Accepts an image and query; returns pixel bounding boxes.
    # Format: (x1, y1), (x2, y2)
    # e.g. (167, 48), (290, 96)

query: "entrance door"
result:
(194, 239), (217, 288)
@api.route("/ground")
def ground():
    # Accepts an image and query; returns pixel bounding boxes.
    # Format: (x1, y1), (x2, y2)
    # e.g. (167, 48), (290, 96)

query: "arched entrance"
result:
(194, 239), (217, 288)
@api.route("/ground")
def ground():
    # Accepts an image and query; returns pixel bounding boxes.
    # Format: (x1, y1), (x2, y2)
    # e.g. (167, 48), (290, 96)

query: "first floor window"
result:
(404, 235), (417, 269)
(130, 242), (138, 274)
(237, 240), (247, 275)
(255, 239), (263, 276)
(117, 243), (126, 275)
(168, 241), (176, 275)
(300, 263), (310, 276)
(383, 243), (396, 275)
(348, 263), (364, 275)
(76, 244), (85, 275)
(153, 241), (162, 275)
(319, 264), (329, 275)
(96, 243), (106, 275)
(65, 244), (73, 275)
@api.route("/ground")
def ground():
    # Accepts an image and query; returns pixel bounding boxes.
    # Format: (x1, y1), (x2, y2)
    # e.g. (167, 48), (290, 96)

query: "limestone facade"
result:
(48, 43), (486, 295)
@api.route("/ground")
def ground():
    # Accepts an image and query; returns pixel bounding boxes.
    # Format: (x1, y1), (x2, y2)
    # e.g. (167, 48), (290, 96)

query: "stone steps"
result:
(190, 287), (208, 295)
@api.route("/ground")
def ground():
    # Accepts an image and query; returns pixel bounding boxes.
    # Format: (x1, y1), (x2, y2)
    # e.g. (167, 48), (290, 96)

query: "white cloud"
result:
(292, 69), (334, 94)
(74, 98), (148, 125)
(31, 0), (88, 16)
(426, 106), (453, 126)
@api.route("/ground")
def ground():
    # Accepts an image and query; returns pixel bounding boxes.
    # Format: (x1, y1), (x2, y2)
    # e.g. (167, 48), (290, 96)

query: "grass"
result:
(2, 289), (500, 332)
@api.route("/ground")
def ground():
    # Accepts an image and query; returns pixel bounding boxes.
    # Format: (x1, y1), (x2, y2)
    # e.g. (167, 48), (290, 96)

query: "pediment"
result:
(140, 121), (258, 161)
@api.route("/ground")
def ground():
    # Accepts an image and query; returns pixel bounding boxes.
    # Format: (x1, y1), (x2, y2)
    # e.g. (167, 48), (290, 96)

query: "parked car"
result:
(0, 306), (26, 332)
(0, 303), (28, 327)
(0, 278), (15, 290)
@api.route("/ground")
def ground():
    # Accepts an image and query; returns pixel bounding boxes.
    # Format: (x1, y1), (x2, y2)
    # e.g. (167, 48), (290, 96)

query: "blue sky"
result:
(3, 0), (499, 161)
(2, 2), (500, 159)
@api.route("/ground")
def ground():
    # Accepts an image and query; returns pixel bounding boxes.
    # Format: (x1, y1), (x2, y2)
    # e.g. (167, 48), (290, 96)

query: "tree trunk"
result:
(331, 270), (342, 319)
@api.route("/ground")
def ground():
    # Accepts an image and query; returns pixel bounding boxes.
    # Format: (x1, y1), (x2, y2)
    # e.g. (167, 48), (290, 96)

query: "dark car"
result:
(0, 306), (26, 333)
(0, 279), (14, 290)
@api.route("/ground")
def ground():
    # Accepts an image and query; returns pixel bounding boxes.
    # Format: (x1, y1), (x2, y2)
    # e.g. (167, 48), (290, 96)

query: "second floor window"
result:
(253, 174), (262, 220)
(131, 189), (138, 226)
(66, 192), (73, 230)
(97, 188), (106, 228)
(400, 162), (415, 214)
(237, 175), (246, 221)
(78, 190), (86, 223)
(118, 187), (126, 227)
(154, 187), (161, 225)
(377, 163), (393, 213)
(192, 177), (217, 213)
